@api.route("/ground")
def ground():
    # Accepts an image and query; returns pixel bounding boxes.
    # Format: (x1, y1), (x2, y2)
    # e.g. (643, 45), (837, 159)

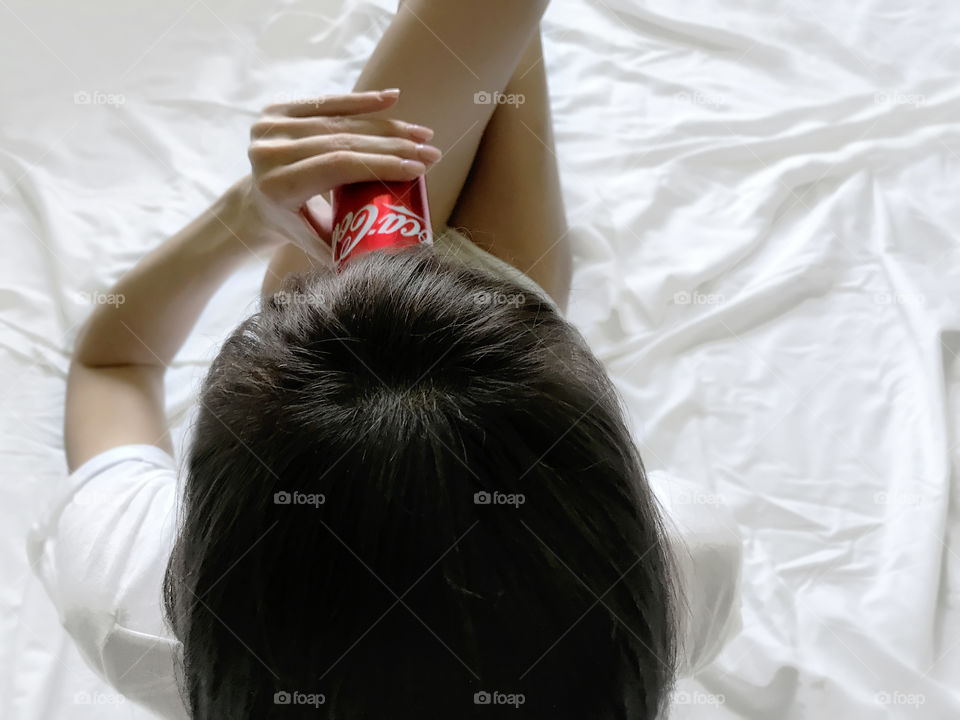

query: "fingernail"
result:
(407, 123), (434, 141)
(401, 159), (427, 175)
(416, 144), (442, 163)
(380, 87), (401, 98)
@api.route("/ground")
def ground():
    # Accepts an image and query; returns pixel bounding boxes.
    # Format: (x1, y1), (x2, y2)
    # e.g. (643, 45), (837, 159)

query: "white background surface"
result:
(2, 0), (959, 717)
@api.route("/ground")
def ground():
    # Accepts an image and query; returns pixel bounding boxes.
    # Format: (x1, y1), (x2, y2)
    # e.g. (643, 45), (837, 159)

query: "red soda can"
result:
(301, 176), (432, 272)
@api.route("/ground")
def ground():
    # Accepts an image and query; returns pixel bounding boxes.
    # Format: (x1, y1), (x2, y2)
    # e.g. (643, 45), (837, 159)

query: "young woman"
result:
(29, 1), (741, 717)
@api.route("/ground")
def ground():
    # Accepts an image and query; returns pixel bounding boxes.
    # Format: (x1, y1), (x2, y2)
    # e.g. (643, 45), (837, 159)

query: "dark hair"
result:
(163, 244), (679, 719)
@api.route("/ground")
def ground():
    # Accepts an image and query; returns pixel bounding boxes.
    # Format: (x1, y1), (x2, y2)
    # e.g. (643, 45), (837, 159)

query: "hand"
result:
(238, 89), (440, 260)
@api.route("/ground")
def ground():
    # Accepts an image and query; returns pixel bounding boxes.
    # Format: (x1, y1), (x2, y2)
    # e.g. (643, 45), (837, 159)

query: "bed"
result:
(2, 0), (959, 717)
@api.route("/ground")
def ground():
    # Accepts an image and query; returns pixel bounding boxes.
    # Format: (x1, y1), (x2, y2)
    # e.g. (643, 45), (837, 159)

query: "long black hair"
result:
(163, 244), (680, 718)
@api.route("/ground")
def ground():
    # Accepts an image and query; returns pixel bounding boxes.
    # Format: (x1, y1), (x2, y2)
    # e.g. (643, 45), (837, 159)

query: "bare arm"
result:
(65, 91), (437, 471)
(261, 2), (569, 308)
(65, 180), (270, 469)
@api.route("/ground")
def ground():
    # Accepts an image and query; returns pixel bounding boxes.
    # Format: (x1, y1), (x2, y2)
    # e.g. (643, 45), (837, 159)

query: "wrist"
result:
(233, 174), (333, 260)
(219, 175), (282, 255)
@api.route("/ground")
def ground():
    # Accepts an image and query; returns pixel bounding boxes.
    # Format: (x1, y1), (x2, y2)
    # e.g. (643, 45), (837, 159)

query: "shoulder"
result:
(27, 444), (187, 717)
(647, 470), (744, 676)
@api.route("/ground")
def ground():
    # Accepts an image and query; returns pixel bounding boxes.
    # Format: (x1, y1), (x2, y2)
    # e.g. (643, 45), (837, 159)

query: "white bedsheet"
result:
(2, 0), (959, 717)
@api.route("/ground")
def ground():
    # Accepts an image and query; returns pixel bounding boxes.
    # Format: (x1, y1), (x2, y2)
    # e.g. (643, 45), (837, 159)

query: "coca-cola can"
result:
(301, 176), (432, 272)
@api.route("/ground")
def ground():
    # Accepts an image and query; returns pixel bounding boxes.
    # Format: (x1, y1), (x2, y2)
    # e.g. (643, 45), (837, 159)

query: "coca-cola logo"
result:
(332, 202), (429, 264)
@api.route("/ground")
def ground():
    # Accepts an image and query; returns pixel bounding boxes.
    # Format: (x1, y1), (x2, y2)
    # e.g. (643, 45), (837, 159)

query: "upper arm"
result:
(64, 362), (172, 472)
(353, 0), (550, 235)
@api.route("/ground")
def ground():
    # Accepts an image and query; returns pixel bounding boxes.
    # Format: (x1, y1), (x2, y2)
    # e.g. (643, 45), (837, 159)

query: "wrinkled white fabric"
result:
(25, 446), (187, 720)
(4, 0), (960, 717)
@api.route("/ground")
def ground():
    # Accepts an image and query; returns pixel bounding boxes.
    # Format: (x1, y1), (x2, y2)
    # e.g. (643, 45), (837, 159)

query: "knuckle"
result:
(310, 117), (331, 135)
(249, 120), (271, 138)
(323, 150), (353, 169)
(396, 139), (419, 156)
(247, 140), (289, 169)
(250, 116), (288, 139)
(386, 119), (408, 135)
(246, 141), (264, 165)
(327, 133), (353, 151)
(257, 171), (287, 201)
(247, 139), (282, 165)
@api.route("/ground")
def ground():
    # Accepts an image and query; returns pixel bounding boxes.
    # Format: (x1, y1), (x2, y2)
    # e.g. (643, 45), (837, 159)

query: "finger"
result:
(251, 116), (434, 142)
(250, 134), (442, 169)
(264, 89), (400, 119)
(260, 152), (426, 209)
(299, 195), (334, 244)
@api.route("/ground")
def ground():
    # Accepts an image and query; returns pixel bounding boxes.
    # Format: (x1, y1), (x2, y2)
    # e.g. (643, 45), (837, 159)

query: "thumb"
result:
(298, 195), (334, 249)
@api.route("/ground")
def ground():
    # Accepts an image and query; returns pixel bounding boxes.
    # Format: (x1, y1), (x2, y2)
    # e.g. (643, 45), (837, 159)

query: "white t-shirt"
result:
(26, 445), (188, 720)
(27, 445), (742, 719)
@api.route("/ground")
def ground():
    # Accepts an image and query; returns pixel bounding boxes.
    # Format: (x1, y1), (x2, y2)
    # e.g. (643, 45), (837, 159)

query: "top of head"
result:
(165, 244), (679, 720)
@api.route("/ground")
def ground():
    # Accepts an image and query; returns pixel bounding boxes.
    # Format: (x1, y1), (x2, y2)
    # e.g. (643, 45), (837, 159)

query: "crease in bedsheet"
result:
(5, 0), (960, 717)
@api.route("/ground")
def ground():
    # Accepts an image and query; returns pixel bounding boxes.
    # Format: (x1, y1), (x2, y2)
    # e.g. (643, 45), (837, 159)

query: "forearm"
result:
(73, 178), (270, 369)
(65, 178), (272, 468)
(65, 90), (429, 470)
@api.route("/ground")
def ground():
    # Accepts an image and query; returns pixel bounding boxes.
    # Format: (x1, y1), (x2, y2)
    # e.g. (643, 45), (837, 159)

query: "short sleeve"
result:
(26, 445), (188, 719)
(647, 470), (744, 676)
